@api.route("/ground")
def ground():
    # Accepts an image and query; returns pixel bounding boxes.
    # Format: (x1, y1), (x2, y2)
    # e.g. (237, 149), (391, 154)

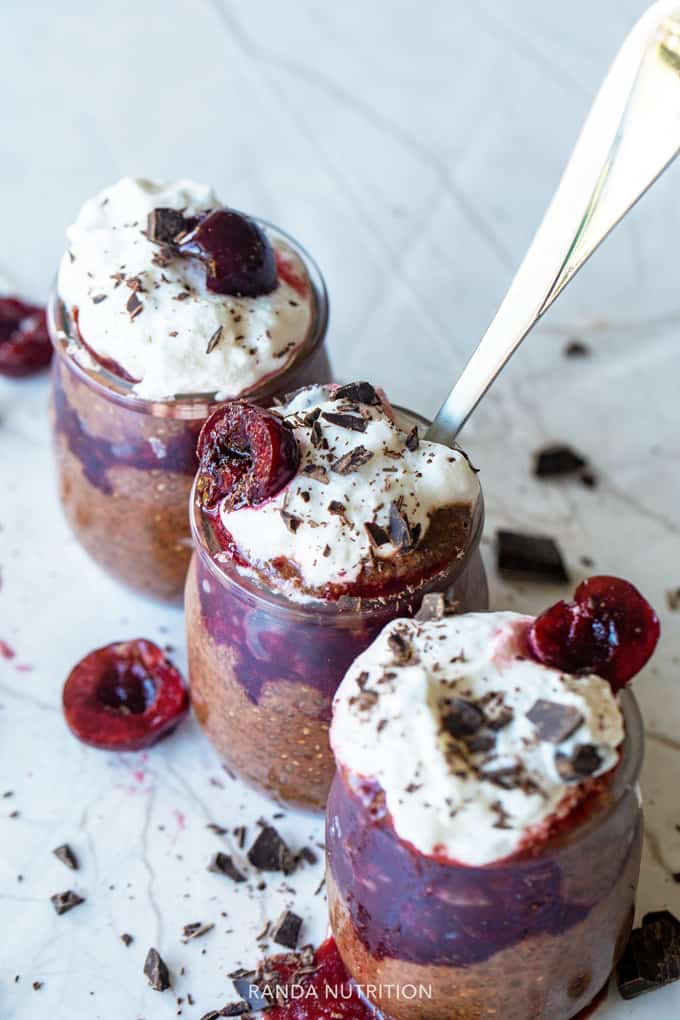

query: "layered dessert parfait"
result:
(185, 381), (486, 809)
(49, 177), (329, 600)
(327, 577), (660, 1020)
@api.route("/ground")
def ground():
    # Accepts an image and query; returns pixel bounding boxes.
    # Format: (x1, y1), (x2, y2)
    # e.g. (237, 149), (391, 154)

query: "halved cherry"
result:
(177, 209), (277, 297)
(196, 401), (300, 511)
(529, 576), (660, 691)
(0, 297), (52, 377)
(63, 640), (190, 751)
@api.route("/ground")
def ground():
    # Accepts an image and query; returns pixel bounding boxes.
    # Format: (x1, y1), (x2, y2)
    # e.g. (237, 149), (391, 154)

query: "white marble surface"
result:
(1, 1), (680, 1018)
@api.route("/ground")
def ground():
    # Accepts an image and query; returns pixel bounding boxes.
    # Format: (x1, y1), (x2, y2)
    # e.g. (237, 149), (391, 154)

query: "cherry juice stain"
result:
(0, 640), (16, 660)
(267, 938), (379, 1020)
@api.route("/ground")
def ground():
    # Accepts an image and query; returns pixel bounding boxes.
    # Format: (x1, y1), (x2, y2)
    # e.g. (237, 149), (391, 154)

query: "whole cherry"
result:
(0, 297), (52, 377)
(63, 639), (190, 751)
(529, 575), (660, 691)
(177, 209), (278, 297)
(196, 401), (300, 511)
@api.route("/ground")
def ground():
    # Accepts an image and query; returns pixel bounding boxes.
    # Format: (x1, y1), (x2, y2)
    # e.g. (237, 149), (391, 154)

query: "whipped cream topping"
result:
(57, 177), (314, 400)
(218, 384), (480, 598)
(331, 611), (624, 866)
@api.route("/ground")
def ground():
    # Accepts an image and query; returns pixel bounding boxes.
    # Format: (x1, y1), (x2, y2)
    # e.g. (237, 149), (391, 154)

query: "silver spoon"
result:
(428, 0), (680, 445)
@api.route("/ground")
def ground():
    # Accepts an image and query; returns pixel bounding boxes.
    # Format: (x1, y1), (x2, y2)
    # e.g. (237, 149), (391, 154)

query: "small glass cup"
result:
(48, 221), (329, 602)
(326, 689), (644, 1020)
(185, 409), (488, 810)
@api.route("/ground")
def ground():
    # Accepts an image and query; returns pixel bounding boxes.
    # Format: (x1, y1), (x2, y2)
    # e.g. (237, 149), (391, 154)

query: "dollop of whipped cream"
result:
(57, 177), (313, 400)
(331, 611), (624, 866)
(219, 383), (480, 598)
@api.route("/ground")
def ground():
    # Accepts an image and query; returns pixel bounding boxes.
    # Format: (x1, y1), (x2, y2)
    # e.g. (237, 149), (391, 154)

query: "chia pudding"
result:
(185, 381), (486, 809)
(49, 177), (329, 600)
(327, 584), (659, 1020)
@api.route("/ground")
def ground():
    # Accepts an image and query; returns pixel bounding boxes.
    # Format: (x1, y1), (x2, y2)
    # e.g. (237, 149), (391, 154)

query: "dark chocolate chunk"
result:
(247, 826), (296, 874)
(328, 500), (346, 517)
(387, 631), (414, 665)
(497, 529), (569, 583)
(405, 425), (419, 451)
(526, 700), (583, 743)
(564, 339), (590, 357)
(365, 521), (390, 549)
(50, 890), (84, 915)
(207, 852), (246, 883)
(388, 499), (417, 551)
(333, 381), (380, 405)
(441, 698), (485, 739)
(321, 411), (367, 432)
(206, 325), (223, 354)
(147, 208), (194, 246)
(126, 291), (143, 319)
(534, 445), (587, 478)
(144, 947), (171, 991)
(666, 589), (680, 612)
(52, 844), (79, 871)
(617, 911), (680, 999)
(415, 592), (446, 621)
(280, 510), (302, 534)
(331, 446), (373, 475)
(120, 933), (134, 946)
(555, 744), (602, 781)
(272, 910), (303, 949)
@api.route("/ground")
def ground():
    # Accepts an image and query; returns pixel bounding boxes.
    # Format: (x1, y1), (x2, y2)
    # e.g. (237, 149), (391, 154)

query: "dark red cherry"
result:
(196, 401), (300, 511)
(529, 575), (660, 691)
(177, 209), (277, 297)
(0, 297), (52, 377)
(63, 639), (190, 751)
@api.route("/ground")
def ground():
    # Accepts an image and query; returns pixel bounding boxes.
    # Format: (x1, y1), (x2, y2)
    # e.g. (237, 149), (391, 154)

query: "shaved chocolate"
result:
(333, 381), (380, 405)
(387, 631), (414, 665)
(92, 293), (107, 304)
(52, 844), (79, 871)
(302, 463), (329, 484)
(497, 529), (569, 583)
(207, 852), (246, 883)
(331, 446), (373, 475)
(147, 208), (196, 246)
(247, 826), (296, 874)
(328, 500), (346, 517)
(144, 947), (171, 991)
(534, 444), (588, 478)
(206, 325), (223, 354)
(272, 910), (303, 949)
(126, 291), (143, 319)
(415, 592), (446, 621)
(309, 420), (324, 448)
(321, 411), (367, 432)
(617, 911), (680, 999)
(527, 700), (583, 743)
(405, 425), (419, 451)
(441, 698), (485, 739)
(365, 521), (390, 549)
(50, 890), (84, 915)
(555, 743), (602, 781)
(388, 499), (418, 551)
(182, 922), (215, 943)
(280, 510), (302, 534)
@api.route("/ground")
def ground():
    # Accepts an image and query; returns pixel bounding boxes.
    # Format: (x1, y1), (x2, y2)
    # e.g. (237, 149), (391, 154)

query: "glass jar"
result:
(185, 411), (488, 810)
(326, 689), (644, 1020)
(48, 221), (329, 602)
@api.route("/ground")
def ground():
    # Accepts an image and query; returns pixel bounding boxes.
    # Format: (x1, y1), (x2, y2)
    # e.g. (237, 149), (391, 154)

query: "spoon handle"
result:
(427, 1), (680, 445)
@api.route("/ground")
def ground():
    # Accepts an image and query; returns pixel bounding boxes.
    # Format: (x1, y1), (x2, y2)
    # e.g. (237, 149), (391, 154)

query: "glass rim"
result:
(47, 215), (330, 417)
(189, 407), (485, 624)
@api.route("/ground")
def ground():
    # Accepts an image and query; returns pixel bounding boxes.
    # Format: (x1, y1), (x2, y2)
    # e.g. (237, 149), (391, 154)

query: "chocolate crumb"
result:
(564, 339), (590, 357)
(50, 890), (84, 915)
(526, 700), (583, 743)
(207, 852), (246, 883)
(272, 910), (303, 949)
(387, 630), (415, 665)
(120, 933), (134, 946)
(92, 294), (107, 304)
(206, 325), (223, 355)
(280, 510), (302, 534)
(666, 589), (680, 611)
(53, 844), (79, 871)
(126, 291), (143, 319)
(405, 425), (419, 451)
(182, 922), (214, 943)
(331, 446), (373, 475)
(144, 947), (171, 991)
